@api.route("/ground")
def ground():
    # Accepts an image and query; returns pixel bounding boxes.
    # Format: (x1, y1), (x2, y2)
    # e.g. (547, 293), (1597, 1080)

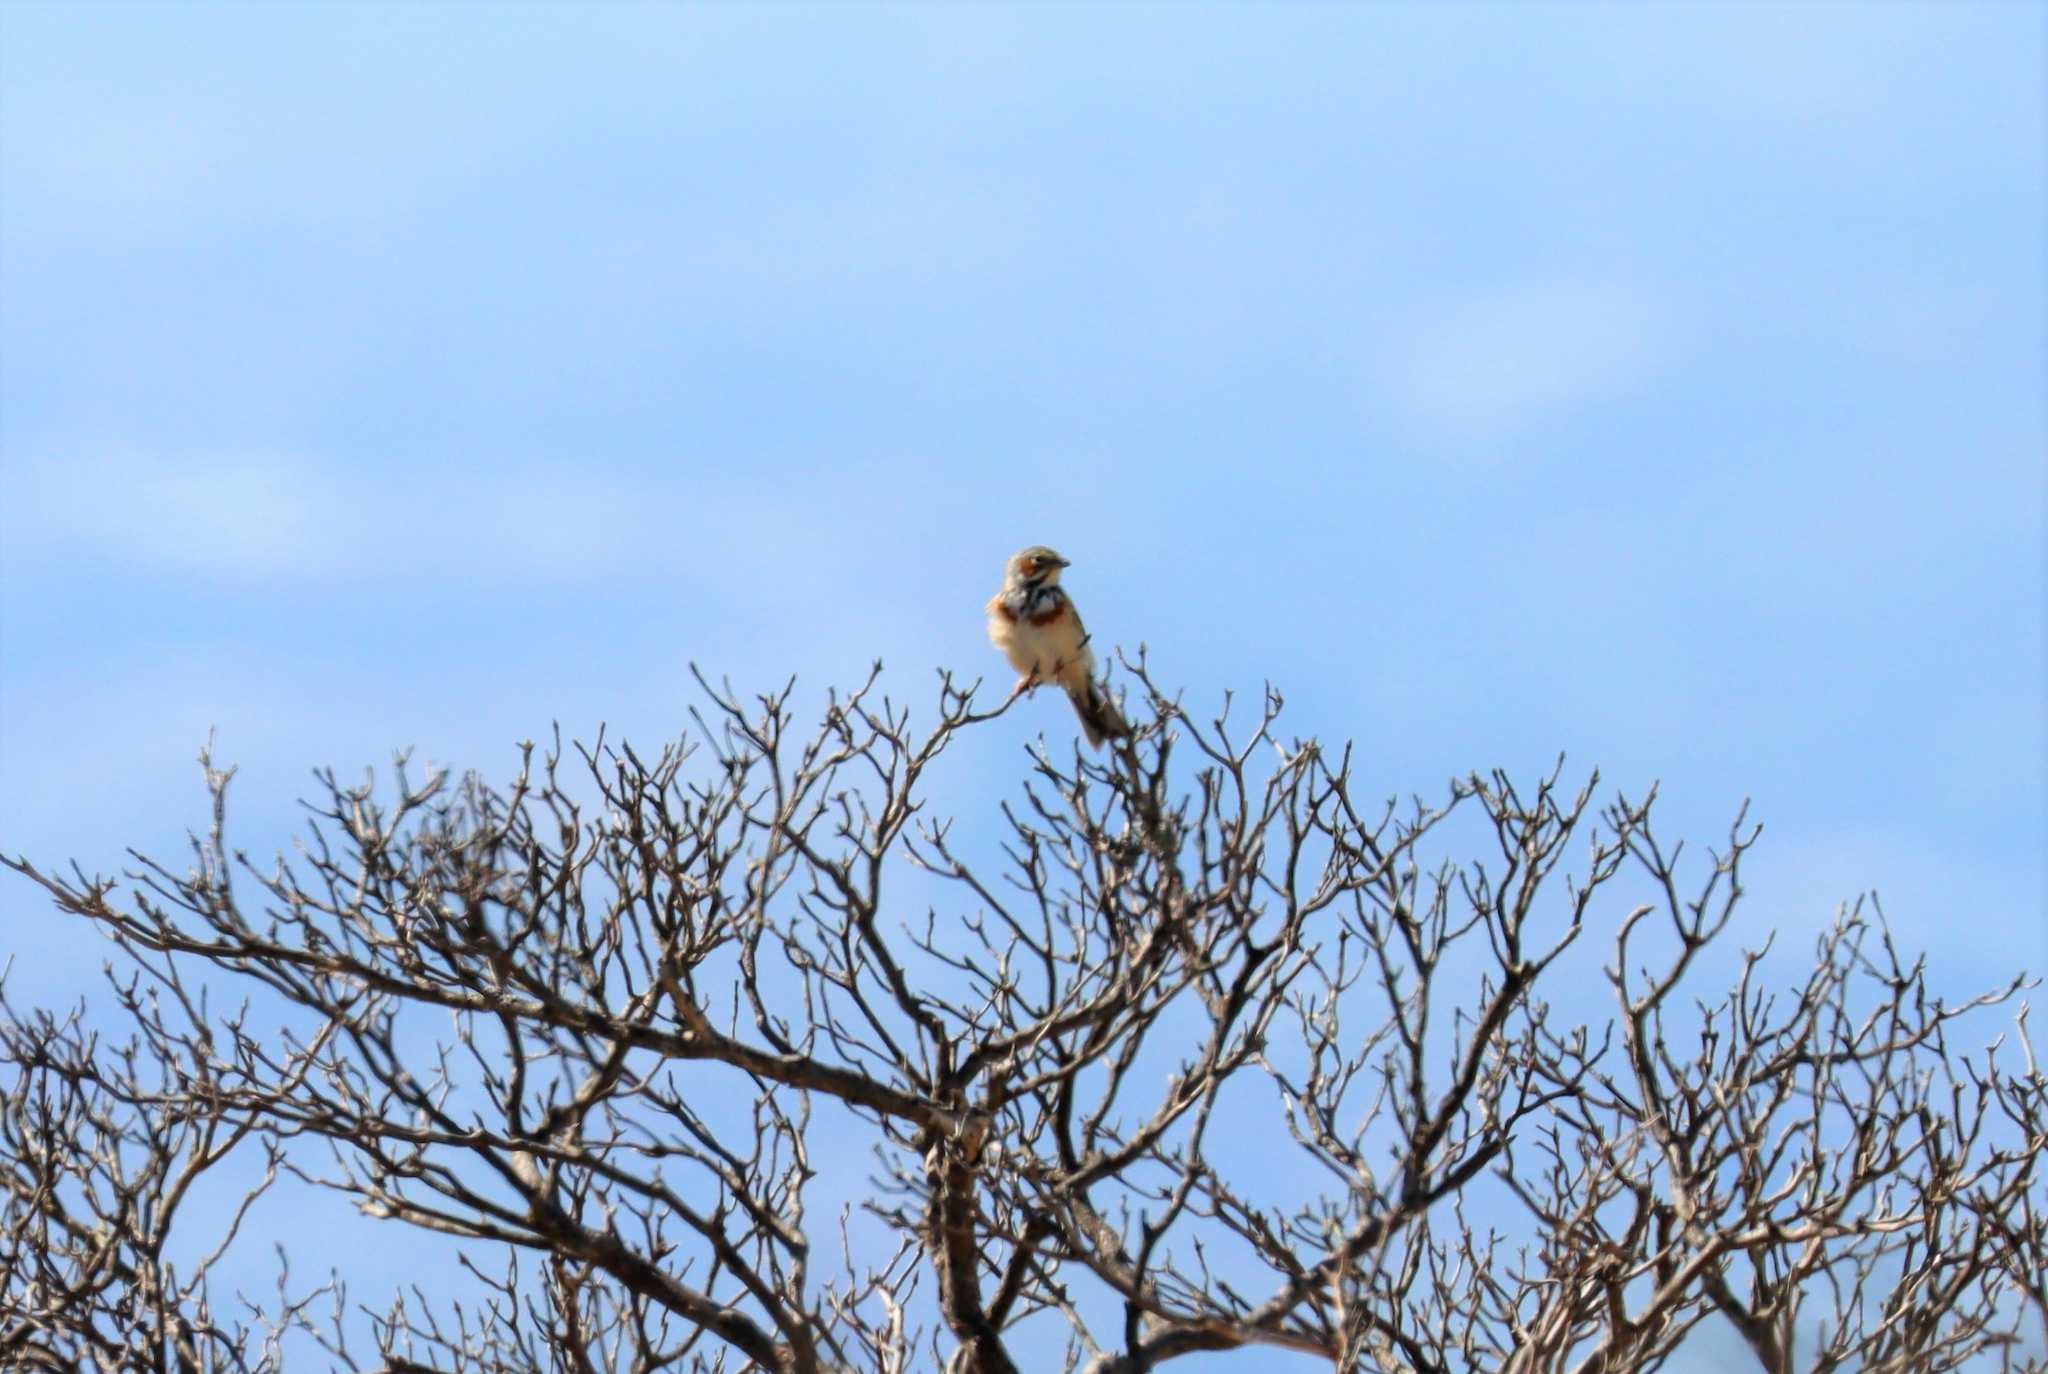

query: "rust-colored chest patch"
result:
(991, 591), (1069, 628)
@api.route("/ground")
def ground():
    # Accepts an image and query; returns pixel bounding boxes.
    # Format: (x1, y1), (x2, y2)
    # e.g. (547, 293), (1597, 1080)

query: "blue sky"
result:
(2, 1), (2043, 1364)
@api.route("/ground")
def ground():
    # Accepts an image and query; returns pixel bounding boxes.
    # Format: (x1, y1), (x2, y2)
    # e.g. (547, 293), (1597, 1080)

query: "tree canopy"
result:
(4, 666), (2043, 1373)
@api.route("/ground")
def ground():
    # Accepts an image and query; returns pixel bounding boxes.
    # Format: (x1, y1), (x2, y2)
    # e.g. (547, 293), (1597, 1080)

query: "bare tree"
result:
(4, 665), (2043, 1374)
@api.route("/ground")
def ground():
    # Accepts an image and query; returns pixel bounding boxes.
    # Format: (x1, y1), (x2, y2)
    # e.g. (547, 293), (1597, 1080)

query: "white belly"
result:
(990, 607), (1092, 683)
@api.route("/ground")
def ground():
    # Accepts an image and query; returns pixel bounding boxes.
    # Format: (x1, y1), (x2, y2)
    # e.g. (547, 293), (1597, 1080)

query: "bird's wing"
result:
(1058, 602), (1097, 681)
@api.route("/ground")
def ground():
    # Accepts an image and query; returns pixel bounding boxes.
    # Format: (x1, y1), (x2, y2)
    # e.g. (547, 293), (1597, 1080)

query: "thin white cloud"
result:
(1367, 277), (1682, 466)
(2, 448), (961, 601)
(10, 454), (320, 572)
(4, 452), (710, 580)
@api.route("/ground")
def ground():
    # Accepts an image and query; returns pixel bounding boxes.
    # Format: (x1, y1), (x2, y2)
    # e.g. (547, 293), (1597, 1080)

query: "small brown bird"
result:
(986, 546), (1129, 748)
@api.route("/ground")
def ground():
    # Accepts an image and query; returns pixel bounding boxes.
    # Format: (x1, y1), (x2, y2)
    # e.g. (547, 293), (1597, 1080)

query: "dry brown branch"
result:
(3, 664), (2040, 1373)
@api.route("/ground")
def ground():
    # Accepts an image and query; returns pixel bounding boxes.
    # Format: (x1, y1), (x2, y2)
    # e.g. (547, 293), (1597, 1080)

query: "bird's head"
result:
(1006, 546), (1070, 589)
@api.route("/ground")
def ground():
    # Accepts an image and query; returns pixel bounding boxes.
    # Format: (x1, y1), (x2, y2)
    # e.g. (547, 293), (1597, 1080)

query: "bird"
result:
(986, 545), (1129, 748)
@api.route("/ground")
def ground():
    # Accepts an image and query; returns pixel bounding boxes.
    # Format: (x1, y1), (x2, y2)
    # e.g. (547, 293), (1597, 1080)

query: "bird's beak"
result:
(1052, 556), (1071, 568)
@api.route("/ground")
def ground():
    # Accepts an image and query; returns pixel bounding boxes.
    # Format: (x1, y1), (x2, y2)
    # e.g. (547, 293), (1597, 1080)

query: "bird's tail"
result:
(1067, 677), (1130, 749)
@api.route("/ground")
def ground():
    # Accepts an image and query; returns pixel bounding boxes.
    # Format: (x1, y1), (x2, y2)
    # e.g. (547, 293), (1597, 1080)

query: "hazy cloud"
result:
(10, 454), (320, 572)
(1367, 277), (1681, 465)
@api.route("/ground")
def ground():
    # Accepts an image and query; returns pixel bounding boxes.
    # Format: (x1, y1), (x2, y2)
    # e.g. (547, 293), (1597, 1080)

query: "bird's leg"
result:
(1017, 657), (1060, 695)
